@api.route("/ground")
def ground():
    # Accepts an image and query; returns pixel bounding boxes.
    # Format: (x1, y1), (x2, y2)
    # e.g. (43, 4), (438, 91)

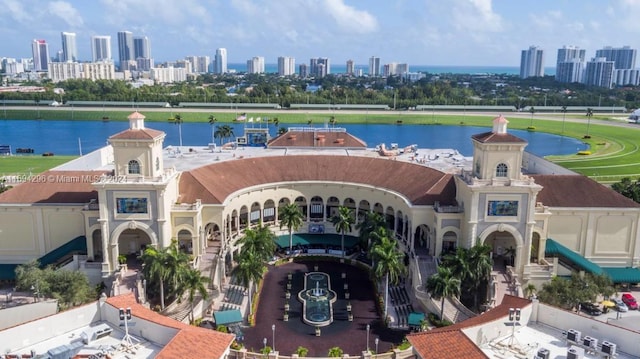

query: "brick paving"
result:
(241, 260), (408, 357)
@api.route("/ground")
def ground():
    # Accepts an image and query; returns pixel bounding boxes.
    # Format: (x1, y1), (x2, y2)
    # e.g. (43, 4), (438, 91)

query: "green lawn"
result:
(0, 155), (77, 175)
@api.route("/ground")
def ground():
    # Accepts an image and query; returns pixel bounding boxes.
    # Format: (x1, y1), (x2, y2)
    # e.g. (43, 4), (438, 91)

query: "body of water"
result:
(228, 63), (557, 76)
(0, 119), (586, 157)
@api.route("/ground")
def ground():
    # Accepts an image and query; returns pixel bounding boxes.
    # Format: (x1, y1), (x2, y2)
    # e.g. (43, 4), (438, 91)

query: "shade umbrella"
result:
(601, 300), (615, 308)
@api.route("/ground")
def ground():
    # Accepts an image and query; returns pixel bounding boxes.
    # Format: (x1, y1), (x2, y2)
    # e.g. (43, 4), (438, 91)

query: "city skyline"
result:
(4, 0), (640, 66)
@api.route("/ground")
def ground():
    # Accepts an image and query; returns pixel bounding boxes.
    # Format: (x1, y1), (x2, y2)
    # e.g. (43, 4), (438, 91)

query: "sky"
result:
(3, 0), (640, 67)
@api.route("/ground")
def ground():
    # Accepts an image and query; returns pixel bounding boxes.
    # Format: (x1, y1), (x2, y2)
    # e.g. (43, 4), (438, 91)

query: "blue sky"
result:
(2, 0), (640, 67)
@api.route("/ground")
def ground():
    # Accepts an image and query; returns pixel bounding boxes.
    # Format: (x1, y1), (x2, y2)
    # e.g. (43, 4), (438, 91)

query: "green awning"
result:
(545, 239), (603, 275)
(0, 264), (18, 281)
(407, 312), (425, 327)
(214, 310), (243, 325)
(603, 267), (640, 284)
(275, 233), (359, 249)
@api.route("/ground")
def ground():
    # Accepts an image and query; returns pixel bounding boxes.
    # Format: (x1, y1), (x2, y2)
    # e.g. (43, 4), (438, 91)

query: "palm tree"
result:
(371, 235), (406, 319)
(273, 117), (279, 127)
(425, 266), (461, 321)
(238, 223), (276, 262)
(231, 249), (264, 314)
(163, 240), (191, 300)
(217, 124), (235, 144)
(466, 244), (493, 310)
(279, 203), (304, 254)
(586, 107), (594, 137)
(331, 206), (354, 258)
(141, 245), (169, 309)
(180, 268), (210, 323)
(174, 113), (184, 147)
(208, 115), (217, 144)
(561, 105), (567, 134)
(355, 211), (386, 250)
(528, 106), (535, 127)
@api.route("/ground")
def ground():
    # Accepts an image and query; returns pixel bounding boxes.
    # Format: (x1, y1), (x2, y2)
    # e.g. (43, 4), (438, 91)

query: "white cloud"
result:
(324, 0), (379, 34)
(451, 0), (503, 33)
(1, 0), (31, 23)
(48, 1), (84, 28)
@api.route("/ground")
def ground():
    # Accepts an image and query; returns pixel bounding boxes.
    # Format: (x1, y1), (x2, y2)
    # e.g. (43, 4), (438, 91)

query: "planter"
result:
(285, 303), (290, 311)
(288, 273), (292, 280)
(314, 265), (319, 271)
(286, 292), (291, 299)
(346, 302), (352, 311)
(345, 292), (350, 300)
(284, 313), (289, 321)
(341, 272), (346, 279)
(344, 283), (348, 290)
(287, 283), (292, 290)
(348, 313), (353, 321)
(315, 327), (321, 336)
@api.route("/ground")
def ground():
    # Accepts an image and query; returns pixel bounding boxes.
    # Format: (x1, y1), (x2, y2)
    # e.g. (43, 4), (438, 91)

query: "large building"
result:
(346, 59), (354, 76)
(556, 45), (585, 67)
(2, 113), (640, 298)
(519, 46), (544, 79)
(31, 39), (49, 72)
(555, 59), (584, 83)
(60, 32), (78, 62)
(595, 46), (637, 70)
(369, 56), (380, 76)
(246, 56), (265, 74)
(215, 48), (227, 74)
(133, 36), (151, 60)
(117, 31), (134, 66)
(277, 56), (295, 76)
(310, 57), (330, 77)
(584, 57), (615, 88)
(91, 36), (112, 62)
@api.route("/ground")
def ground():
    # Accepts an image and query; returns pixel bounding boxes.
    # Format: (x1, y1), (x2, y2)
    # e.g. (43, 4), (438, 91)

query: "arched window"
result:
(496, 163), (508, 177)
(128, 160), (141, 175)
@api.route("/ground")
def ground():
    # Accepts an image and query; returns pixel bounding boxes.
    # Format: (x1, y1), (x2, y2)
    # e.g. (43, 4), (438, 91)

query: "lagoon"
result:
(0, 119), (587, 156)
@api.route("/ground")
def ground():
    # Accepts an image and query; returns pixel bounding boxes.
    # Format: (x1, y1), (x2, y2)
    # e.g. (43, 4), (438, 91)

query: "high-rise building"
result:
(247, 56), (265, 74)
(60, 32), (78, 62)
(369, 56), (380, 76)
(555, 59), (584, 83)
(185, 56), (210, 74)
(31, 39), (50, 72)
(584, 57), (615, 88)
(310, 57), (329, 77)
(595, 46), (637, 70)
(299, 63), (309, 78)
(614, 69), (640, 86)
(91, 36), (112, 62)
(215, 48), (227, 74)
(277, 56), (295, 76)
(556, 46), (585, 67)
(519, 46), (544, 79)
(346, 60), (354, 76)
(117, 31), (134, 65)
(133, 36), (151, 59)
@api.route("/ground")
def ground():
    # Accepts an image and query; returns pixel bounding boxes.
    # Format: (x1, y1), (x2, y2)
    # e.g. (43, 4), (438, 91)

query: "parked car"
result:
(621, 293), (638, 310)
(612, 298), (629, 312)
(580, 302), (602, 316)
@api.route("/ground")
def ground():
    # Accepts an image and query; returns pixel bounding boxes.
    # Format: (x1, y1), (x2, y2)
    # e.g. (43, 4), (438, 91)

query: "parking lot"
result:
(580, 288), (640, 332)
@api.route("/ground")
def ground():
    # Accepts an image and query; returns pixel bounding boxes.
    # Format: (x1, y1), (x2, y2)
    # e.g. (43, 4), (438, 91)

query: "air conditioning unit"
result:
(582, 336), (598, 349)
(536, 348), (550, 359)
(567, 329), (581, 343)
(567, 346), (585, 359)
(602, 341), (617, 356)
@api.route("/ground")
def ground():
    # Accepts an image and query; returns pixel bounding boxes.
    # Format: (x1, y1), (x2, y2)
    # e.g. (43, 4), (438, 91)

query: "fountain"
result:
(298, 272), (337, 327)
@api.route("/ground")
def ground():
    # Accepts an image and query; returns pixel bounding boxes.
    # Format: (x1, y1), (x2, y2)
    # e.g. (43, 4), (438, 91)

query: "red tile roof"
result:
(268, 130), (367, 148)
(533, 174), (640, 208)
(106, 294), (235, 359)
(471, 131), (526, 144)
(179, 155), (457, 205)
(0, 170), (109, 204)
(407, 295), (531, 358)
(109, 128), (164, 140)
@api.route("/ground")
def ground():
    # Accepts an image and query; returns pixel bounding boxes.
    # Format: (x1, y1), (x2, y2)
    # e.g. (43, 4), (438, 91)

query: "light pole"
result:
(263, 337), (267, 352)
(272, 324), (276, 352)
(366, 324), (370, 352)
(375, 338), (379, 355)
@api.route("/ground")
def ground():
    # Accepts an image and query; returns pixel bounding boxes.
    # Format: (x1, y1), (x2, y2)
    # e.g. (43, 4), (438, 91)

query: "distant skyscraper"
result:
(299, 63), (309, 78)
(247, 56), (265, 74)
(310, 57), (329, 77)
(614, 69), (640, 86)
(91, 36), (112, 62)
(117, 31), (134, 64)
(346, 60), (354, 76)
(519, 46), (544, 79)
(556, 46), (585, 67)
(60, 32), (77, 62)
(278, 56), (295, 76)
(369, 56), (380, 76)
(215, 48), (227, 74)
(185, 56), (210, 73)
(595, 46), (637, 70)
(584, 57), (615, 88)
(133, 36), (151, 59)
(31, 39), (50, 72)
(556, 59), (584, 83)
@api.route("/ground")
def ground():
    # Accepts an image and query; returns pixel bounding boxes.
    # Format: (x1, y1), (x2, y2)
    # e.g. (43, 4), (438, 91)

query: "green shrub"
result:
(296, 346), (309, 357)
(428, 312), (453, 327)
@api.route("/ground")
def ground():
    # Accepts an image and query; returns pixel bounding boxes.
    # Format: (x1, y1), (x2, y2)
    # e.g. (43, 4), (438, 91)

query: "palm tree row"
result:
(213, 124), (235, 145)
(141, 240), (209, 322)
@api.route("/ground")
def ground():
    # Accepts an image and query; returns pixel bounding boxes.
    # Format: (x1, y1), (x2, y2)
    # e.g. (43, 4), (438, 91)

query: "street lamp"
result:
(272, 324), (276, 352)
(263, 337), (267, 351)
(366, 324), (370, 352)
(375, 338), (379, 355)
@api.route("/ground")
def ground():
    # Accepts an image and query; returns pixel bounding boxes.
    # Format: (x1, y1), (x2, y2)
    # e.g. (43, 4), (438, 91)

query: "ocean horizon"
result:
(228, 63), (557, 76)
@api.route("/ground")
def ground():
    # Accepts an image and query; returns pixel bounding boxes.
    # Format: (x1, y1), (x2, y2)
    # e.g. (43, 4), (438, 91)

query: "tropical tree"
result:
(208, 115), (217, 144)
(238, 223), (276, 262)
(561, 105), (568, 134)
(231, 249), (264, 314)
(174, 113), (184, 147)
(371, 235), (406, 319)
(279, 203), (304, 254)
(611, 177), (640, 203)
(141, 240), (190, 309)
(586, 107), (594, 137)
(214, 124), (235, 145)
(355, 211), (386, 250)
(331, 206), (355, 258)
(141, 246), (169, 309)
(425, 266), (461, 321)
(528, 106), (535, 127)
(179, 268), (210, 323)
(465, 244), (493, 310)
(327, 347), (343, 357)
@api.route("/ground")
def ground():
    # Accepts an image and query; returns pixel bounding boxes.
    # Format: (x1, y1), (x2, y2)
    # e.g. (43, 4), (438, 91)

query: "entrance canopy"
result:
(214, 310), (242, 325)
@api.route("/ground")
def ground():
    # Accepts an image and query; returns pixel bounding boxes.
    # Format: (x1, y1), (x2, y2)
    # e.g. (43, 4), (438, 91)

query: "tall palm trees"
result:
(331, 206), (354, 258)
(356, 211), (386, 251)
(279, 203), (304, 254)
(208, 115), (217, 144)
(425, 266), (461, 321)
(180, 268), (210, 323)
(371, 234), (406, 319)
(528, 106), (535, 127)
(174, 113), (184, 147)
(561, 105), (568, 134)
(586, 107), (594, 137)
(214, 124), (235, 145)
(439, 243), (493, 312)
(231, 250), (264, 315)
(141, 240), (191, 310)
